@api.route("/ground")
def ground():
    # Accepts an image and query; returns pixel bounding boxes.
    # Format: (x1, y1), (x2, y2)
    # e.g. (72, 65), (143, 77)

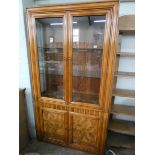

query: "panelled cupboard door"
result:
(69, 109), (102, 153)
(42, 108), (68, 145)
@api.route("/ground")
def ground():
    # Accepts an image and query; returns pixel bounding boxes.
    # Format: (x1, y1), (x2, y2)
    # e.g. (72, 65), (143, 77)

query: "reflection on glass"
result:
(36, 17), (64, 99)
(72, 16), (106, 104)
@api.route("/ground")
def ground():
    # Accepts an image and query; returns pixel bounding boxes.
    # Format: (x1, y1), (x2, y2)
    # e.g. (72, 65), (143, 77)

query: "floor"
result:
(21, 139), (135, 155)
(105, 147), (135, 155)
(21, 139), (94, 155)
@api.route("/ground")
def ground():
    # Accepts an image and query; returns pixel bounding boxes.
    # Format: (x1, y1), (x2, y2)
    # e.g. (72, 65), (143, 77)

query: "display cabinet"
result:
(26, 1), (119, 154)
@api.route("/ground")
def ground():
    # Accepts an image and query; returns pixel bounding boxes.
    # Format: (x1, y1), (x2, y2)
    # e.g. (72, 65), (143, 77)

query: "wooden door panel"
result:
(42, 108), (68, 145)
(69, 111), (101, 153)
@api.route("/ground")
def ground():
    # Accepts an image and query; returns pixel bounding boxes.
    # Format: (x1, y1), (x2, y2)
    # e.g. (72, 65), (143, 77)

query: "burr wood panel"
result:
(69, 112), (101, 153)
(42, 109), (68, 145)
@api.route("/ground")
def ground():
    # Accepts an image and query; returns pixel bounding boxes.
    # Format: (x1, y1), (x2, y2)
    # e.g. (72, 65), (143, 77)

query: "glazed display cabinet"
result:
(26, 1), (119, 154)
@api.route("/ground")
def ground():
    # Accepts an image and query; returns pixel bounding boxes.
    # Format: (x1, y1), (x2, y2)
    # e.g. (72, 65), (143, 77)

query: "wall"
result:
(35, 0), (135, 6)
(35, 0), (117, 6)
(19, 0), (135, 138)
(19, 0), (36, 138)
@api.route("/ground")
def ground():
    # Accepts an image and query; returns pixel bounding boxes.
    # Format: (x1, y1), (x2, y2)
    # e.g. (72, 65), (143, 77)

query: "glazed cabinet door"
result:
(68, 12), (107, 106)
(33, 14), (69, 144)
(36, 16), (67, 100)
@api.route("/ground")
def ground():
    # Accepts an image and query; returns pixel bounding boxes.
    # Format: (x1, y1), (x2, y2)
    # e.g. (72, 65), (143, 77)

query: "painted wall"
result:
(19, 0), (135, 138)
(35, 0), (118, 6)
(19, 0), (36, 138)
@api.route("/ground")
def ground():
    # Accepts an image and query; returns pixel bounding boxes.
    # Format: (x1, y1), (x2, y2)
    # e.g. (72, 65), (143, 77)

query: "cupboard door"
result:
(35, 16), (67, 100)
(42, 108), (68, 145)
(69, 14), (106, 105)
(35, 15), (68, 144)
(69, 109), (102, 153)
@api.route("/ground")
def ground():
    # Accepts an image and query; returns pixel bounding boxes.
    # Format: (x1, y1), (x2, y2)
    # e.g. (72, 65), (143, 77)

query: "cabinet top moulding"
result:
(26, 0), (119, 13)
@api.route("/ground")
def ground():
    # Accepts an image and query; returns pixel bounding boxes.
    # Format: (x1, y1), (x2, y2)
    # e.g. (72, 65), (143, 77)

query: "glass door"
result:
(69, 14), (107, 105)
(35, 17), (66, 100)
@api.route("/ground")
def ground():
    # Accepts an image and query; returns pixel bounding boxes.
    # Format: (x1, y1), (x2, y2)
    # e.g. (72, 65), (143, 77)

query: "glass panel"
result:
(72, 16), (106, 104)
(36, 17), (64, 99)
